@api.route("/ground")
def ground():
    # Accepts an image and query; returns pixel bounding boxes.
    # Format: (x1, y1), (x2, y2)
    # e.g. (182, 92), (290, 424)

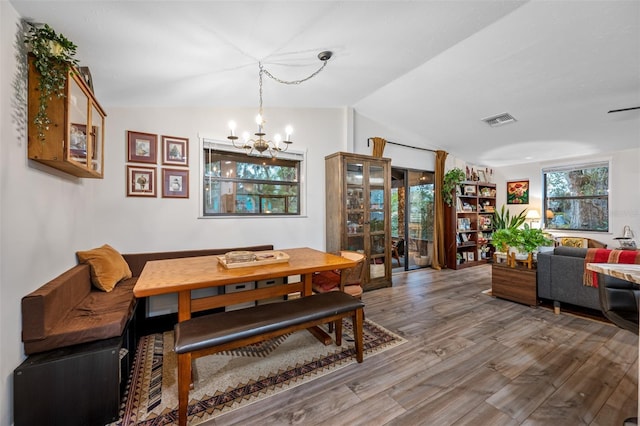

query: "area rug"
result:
(112, 318), (405, 425)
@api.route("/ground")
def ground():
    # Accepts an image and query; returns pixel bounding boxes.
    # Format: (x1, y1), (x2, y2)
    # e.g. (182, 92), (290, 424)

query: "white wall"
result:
(353, 110), (437, 171)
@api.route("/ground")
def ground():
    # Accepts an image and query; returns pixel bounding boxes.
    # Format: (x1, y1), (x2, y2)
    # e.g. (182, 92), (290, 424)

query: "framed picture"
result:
(463, 185), (476, 195)
(161, 135), (189, 166)
(127, 131), (157, 164)
(127, 166), (156, 197)
(162, 168), (189, 198)
(507, 179), (529, 204)
(478, 170), (487, 182)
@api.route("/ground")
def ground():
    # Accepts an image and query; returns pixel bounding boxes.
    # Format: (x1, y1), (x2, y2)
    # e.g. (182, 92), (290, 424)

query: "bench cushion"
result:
(23, 279), (137, 355)
(174, 292), (364, 354)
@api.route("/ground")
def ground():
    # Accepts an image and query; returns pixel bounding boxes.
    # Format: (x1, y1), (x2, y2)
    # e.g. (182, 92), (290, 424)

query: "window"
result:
(543, 161), (609, 231)
(202, 143), (302, 216)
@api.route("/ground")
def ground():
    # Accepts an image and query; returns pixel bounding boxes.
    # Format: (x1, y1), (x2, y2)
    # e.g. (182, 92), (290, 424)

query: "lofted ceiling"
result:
(10, 0), (640, 167)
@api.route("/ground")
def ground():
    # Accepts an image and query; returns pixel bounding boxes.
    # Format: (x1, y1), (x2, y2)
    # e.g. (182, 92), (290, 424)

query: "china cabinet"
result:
(28, 55), (106, 178)
(325, 152), (392, 290)
(444, 181), (497, 269)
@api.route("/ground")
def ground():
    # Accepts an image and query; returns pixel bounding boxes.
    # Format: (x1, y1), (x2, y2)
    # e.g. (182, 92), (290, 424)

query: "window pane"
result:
(546, 197), (608, 231)
(544, 163), (609, 231)
(203, 148), (301, 216)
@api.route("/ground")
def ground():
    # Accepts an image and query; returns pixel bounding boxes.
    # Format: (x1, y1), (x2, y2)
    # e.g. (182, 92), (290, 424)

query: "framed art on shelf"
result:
(162, 168), (189, 198)
(507, 179), (529, 204)
(161, 136), (189, 166)
(127, 131), (157, 164)
(127, 166), (156, 197)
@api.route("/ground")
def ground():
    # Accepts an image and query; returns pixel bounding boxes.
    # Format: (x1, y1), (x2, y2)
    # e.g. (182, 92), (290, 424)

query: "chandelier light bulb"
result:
(228, 120), (236, 136)
(274, 133), (282, 148)
(285, 126), (293, 141)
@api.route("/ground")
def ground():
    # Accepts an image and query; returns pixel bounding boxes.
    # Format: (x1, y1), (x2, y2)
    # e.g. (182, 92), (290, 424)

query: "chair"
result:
(598, 273), (640, 425)
(312, 251), (366, 299)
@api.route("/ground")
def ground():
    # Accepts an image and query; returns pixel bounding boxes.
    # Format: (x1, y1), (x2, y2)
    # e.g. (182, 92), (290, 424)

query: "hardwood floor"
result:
(206, 265), (638, 425)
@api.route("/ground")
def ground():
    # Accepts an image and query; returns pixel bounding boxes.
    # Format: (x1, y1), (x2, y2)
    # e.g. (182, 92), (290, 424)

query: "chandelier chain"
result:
(259, 61), (328, 86)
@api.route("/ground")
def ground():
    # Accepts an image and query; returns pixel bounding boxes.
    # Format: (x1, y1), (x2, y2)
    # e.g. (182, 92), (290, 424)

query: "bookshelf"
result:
(444, 181), (497, 269)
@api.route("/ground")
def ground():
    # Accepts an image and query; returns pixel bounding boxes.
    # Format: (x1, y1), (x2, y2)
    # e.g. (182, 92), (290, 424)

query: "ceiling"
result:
(10, 0), (640, 167)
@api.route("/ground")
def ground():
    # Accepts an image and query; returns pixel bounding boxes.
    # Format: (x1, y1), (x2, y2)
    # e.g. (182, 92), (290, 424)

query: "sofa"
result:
(537, 246), (629, 312)
(15, 244), (273, 426)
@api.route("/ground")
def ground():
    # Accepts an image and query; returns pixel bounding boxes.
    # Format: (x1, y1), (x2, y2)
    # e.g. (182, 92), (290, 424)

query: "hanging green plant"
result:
(24, 22), (79, 141)
(441, 167), (466, 206)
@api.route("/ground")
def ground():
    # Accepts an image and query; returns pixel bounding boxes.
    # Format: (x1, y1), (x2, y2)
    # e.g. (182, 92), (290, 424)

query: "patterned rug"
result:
(112, 318), (406, 425)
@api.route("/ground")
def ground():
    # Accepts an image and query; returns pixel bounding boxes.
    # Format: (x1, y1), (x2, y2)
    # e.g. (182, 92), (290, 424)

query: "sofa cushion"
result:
(77, 244), (132, 292)
(23, 279), (137, 355)
(22, 264), (93, 343)
(554, 246), (588, 258)
(559, 237), (589, 248)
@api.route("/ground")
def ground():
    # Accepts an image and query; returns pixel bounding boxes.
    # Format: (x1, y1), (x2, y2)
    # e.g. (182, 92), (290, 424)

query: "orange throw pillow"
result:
(76, 244), (132, 292)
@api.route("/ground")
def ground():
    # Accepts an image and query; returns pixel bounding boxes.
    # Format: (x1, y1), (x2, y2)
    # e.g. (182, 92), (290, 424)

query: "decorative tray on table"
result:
(216, 250), (290, 269)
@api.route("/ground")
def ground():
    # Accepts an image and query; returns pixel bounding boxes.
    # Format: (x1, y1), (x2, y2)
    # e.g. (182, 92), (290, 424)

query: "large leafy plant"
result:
(441, 167), (466, 206)
(24, 23), (79, 141)
(492, 224), (553, 253)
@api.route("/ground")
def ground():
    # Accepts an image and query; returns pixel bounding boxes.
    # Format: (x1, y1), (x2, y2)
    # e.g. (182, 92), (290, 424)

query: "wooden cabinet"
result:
(325, 152), (392, 290)
(13, 309), (137, 426)
(492, 263), (537, 306)
(444, 181), (496, 269)
(28, 55), (106, 178)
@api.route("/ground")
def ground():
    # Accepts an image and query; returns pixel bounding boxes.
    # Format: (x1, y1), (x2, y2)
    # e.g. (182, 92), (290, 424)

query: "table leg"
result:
(301, 273), (333, 345)
(177, 291), (195, 388)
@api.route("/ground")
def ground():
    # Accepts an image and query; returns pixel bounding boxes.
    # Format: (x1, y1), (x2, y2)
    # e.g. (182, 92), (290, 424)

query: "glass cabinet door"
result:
(90, 103), (104, 173)
(68, 77), (88, 166)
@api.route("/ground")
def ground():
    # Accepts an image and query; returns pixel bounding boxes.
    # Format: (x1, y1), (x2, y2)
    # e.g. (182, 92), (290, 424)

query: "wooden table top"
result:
(133, 247), (357, 298)
(586, 263), (640, 285)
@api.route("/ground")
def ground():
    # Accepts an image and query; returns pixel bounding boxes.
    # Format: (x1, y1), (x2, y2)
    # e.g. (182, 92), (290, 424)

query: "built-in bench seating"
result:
(173, 291), (365, 426)
(15, 244), (274, 426)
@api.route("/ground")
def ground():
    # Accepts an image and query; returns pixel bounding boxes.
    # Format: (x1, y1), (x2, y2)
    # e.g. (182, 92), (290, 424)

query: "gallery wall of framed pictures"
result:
(125, 130), (189, 198)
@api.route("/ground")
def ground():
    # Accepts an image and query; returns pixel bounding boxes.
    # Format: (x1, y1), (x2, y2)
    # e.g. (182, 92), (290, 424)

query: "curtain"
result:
(432, 150), (448, 269)
(371, 137), (387, 157)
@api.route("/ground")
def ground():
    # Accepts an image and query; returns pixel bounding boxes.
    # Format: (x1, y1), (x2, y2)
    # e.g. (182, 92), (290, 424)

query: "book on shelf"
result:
(457, 217), (471, 231)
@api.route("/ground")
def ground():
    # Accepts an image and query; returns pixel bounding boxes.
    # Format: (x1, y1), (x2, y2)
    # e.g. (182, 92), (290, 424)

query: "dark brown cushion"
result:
(21, 264), (92, 343)
(23, 279), (137, 355)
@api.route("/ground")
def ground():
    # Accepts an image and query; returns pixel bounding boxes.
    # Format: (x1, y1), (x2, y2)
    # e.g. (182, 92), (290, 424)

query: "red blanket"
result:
(583, 248), (640, 287)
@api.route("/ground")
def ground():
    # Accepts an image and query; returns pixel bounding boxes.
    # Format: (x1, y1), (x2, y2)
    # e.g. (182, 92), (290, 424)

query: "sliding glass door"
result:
(391, 168), (435, 271)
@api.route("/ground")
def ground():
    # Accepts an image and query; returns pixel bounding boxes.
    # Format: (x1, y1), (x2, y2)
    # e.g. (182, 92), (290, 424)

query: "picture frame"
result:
(478, 170), (487, 182)
(162, 168), (189, 198)
(126, 166), (156, 197)
(463, 185), (476, 195)
(162, 135), (189, 166)
(507, 179), (529, 204)
(127, 131), (157, 164)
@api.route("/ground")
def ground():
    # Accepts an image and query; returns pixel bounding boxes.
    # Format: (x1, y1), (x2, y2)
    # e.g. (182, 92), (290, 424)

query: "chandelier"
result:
(228, 51), (333, 157)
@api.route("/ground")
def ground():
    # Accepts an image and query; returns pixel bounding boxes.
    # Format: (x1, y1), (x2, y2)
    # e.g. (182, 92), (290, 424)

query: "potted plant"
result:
(24, 22), (79, 141)
(493, 205), (527, 230)
(493, 225), (553, 258)
(442, 167), (466, 206)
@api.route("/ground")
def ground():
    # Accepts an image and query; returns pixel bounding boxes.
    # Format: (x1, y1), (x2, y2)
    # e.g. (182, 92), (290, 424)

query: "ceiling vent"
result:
(482, 112), (517, 127)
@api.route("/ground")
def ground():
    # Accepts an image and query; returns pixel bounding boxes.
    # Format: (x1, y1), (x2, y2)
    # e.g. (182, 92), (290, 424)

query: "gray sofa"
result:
(537, 246), (629, 312)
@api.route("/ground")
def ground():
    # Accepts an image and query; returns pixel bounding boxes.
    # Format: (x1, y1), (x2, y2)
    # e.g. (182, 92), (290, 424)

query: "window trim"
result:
(198, 137), (308, 218)
(542, 159), (610, 232)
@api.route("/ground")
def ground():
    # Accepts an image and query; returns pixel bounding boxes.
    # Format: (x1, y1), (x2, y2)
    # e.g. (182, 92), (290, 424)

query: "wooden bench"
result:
(173, 291), (365, 426)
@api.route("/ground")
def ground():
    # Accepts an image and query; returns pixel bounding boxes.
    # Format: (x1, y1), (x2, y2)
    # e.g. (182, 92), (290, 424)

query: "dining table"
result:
(133, 247), (357, 342)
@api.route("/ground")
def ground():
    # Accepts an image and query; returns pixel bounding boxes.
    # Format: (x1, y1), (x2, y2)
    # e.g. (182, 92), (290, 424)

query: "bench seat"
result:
(173, 291), (365, 426)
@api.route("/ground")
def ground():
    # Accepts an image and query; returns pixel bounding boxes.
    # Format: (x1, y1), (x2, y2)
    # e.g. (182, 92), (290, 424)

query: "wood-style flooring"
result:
(206, 265), (638, 425)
